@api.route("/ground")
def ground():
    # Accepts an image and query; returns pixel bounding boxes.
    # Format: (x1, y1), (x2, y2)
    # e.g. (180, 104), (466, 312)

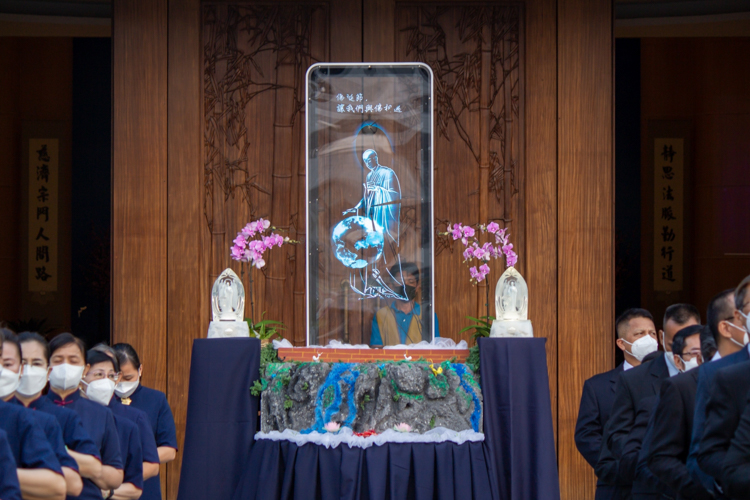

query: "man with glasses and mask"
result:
(370, 262), (439, 346)
(696, 275), (750, 495)
(576, 308), (658, 499)
(643, 325), (711, 500)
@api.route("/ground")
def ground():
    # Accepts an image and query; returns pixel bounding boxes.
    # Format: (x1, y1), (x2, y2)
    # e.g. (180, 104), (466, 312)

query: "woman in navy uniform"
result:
(113, 343), (178, 500)
(0, 334), (66, 500)
(0, 427), (22, 500)
(0, 331), (83, 496)
(15, 331), (105, 494)
(47, 333), (124, 499)
(82, 349), (144, 500)
(93, 344), (161, 483)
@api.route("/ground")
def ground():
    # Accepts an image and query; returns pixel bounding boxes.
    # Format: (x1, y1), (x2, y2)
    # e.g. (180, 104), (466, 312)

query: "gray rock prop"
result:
(259, 361), (483, 434)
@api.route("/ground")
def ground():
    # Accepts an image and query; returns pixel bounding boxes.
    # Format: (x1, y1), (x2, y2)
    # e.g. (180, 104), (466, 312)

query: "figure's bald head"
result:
(363, 149), (378, 169)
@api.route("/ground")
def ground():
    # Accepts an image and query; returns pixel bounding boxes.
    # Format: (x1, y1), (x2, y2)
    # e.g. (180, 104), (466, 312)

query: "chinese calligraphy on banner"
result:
(653, 138), (683, 291)
(28, 139), (58, 292)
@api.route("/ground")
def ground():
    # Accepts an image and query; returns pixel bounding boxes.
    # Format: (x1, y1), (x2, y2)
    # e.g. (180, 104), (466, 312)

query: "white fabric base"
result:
(490, 320), (533, 338)
(207, 321), (250, 338)
(273, 338), (469, 350)
(255, 426), (484, 450)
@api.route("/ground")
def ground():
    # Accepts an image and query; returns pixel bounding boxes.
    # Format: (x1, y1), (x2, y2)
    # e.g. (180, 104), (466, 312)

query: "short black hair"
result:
(707, 289), (734, 342)
(112, 343), (141, 370)
(700, 325), (717, 361)
(735, 275), (750, 311)
(92, 343), (127, 370)
(390, 262), (420, 283)
(18, 332), (50, 362)
(0, 330), (21, 362)
(86, 348), (119, 373)
(671, 324), (703, 356)
(663, 304), (701, 328)
(49, 333), (87, 359)
(615, 308), (654, 338)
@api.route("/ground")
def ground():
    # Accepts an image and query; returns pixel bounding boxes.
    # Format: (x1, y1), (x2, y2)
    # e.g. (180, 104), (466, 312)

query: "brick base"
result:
(277, 347), (469, 364)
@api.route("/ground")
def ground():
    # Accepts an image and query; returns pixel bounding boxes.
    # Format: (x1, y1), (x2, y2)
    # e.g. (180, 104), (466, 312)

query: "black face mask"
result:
(401, 285), (417, 301)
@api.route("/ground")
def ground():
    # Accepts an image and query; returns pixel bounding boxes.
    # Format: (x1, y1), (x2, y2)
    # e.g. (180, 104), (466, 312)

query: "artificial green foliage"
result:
(322, 385), (334, 408)
(259, 342), (281, 379)
(246, 311), (285, 340)
(429, 415), (436, 429)
(301, 382), (309, 391)
(461, 315), (493, 385)
(284, 397), (293, 410)
(250, 379), (267, 397)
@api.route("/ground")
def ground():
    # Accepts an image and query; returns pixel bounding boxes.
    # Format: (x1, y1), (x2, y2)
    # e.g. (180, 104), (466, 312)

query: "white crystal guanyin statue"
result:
(207, 268), (250, 338)
(490, 266), (533, 337)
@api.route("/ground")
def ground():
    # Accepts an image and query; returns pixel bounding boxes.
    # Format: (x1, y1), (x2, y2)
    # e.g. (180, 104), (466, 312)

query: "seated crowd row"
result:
(575, 274), (750, 499)
(0, 331), (177, 500)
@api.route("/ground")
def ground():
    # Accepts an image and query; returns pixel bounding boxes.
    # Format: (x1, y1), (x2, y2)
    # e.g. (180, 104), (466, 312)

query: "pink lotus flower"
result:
(486, 222), (500, 234)
(324, 422), (341, 433)
(393, 423), (412, 433)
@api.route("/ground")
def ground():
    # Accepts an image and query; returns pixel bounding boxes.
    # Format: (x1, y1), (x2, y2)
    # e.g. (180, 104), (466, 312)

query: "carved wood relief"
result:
(202, 3), (328, 344)
(396, 4), (524, 337)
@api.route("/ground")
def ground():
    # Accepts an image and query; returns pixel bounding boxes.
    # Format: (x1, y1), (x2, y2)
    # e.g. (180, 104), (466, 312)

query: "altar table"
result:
(177, 338), (560, 500)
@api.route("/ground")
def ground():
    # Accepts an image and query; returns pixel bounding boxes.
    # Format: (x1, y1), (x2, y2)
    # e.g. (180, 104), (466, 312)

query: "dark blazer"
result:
(688, 347), (750, 494)
(722, 391), (750, 499)
(697, 359), (750, 485)
(645, 369), (711, 500)
(576, 364), (624, 469)
(605, 354), (670, 458)
(629, 395), (677, 500)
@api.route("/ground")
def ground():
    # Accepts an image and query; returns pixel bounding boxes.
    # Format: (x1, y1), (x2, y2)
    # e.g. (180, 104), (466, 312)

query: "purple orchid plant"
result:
(446, 221), (517, 284)
(230, 218), (290, 269)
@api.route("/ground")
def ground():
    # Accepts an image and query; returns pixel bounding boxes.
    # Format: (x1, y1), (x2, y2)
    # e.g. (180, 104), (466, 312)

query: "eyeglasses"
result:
(678, 351), (702, 361)
(88, 370), (119, 382)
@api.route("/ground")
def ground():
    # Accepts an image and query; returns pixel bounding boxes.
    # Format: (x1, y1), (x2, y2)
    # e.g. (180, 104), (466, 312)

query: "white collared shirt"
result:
(623, 360), (634, 371)
(711, 350), (722, 362)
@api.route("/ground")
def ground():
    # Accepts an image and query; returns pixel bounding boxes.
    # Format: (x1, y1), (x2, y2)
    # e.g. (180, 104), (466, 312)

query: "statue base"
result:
(490, 319), (533, 338)
(207, 320), (250, 339)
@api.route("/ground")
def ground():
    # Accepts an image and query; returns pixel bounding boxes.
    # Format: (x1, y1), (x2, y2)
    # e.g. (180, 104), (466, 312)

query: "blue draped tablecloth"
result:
(177, 338), (559, 500)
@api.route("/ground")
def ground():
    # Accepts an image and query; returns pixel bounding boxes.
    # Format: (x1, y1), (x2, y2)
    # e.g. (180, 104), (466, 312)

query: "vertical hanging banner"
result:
(653, 138), (683, 291)
(28, 138), (59, 292)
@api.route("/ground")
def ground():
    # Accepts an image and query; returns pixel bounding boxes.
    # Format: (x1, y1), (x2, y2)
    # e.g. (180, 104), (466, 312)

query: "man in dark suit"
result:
(722, 392), (750, 499)
(576, 308), (658, 499)
(644, 325), (712, 500)
(688, 278), (750, 494)
(697, 359), (750, 493)
(598, 304), (700, 498)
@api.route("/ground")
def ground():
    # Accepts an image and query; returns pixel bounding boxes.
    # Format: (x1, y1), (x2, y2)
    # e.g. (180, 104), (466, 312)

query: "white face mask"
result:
(622, 334), (658, 361)
(49, 363), (85, 391)
(17, 365), (48, 397)
(84, 378), (116, 406)
(725, 320), (749, 348)
(679, 355), (700, 372)
(115, 379), (139, 399)
(0, 368), (21, 399)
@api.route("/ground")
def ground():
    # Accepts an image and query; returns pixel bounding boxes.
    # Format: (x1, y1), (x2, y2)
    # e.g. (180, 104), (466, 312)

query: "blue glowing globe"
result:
(332, 216), (384, 269)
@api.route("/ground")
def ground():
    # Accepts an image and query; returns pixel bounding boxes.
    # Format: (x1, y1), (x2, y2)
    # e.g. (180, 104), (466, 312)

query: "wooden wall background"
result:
(112, 0), (614, 498)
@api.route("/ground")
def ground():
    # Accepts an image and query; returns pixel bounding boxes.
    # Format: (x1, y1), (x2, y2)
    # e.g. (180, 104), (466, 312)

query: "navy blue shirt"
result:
(118, 384), (178, 500)
(9, 398), (78, 472)
(0, 399), (62, 474)
(112, 414), (144, 491)
(47, 390), (123, 500)
(26, 395), (100, 459)
(109, 398), (159, 464)
(0, 428), (21, 500)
